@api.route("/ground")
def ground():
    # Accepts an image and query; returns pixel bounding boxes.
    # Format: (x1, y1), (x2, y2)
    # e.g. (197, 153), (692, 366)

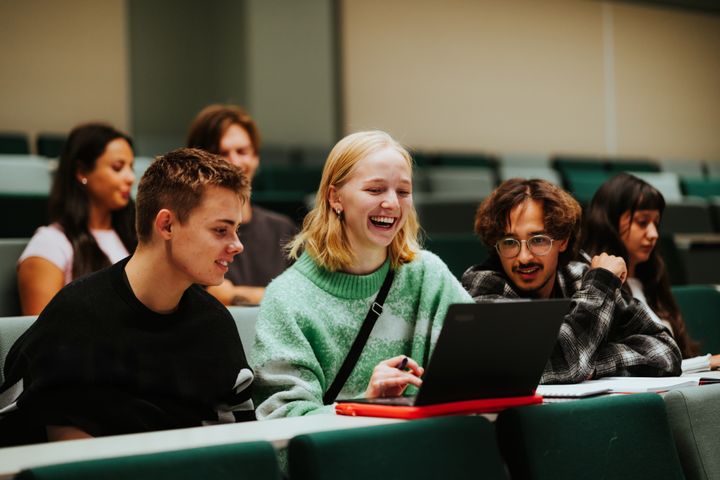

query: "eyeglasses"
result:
(495, 234), (554, 258)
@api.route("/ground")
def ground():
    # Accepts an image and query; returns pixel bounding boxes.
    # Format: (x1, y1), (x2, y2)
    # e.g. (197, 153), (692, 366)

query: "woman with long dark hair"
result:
(581, 172), (718, 371)
(18, 123), (137, 314)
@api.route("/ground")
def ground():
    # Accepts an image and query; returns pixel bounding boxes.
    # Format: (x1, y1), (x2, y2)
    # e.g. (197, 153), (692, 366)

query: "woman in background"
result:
(251, 130), (472, 419)
(17, 123), (137, 315)
(582, 172), (719, 371)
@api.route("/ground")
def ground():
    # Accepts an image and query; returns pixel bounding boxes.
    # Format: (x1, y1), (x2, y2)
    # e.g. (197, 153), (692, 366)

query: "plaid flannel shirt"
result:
(461, 258), (682, 384)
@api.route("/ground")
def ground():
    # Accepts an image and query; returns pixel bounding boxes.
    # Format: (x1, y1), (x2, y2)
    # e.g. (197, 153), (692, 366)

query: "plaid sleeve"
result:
(541, 267), (682, 384)
(461, 266), (521, 301)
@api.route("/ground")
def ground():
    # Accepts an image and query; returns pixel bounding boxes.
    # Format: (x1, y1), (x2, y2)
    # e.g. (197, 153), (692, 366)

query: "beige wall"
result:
(341, 0), (720, 159)
(613, 3), (720, 159)
(0, 0), (128, 146)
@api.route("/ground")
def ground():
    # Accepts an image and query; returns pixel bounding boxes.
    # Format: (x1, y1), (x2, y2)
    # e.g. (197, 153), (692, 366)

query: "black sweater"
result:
(0, 257), (254, 445)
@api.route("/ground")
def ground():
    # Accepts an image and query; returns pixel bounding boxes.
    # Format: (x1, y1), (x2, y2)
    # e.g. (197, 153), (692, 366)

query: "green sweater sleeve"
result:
(251, 251), (473, 420)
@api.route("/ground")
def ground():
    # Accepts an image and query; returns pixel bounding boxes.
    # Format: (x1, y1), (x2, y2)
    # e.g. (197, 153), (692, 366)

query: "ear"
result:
(154, 209), (174, 240)
(75, 169), (87, 184)
(328, 185), (342, 213)
(557, 237), (569, 252)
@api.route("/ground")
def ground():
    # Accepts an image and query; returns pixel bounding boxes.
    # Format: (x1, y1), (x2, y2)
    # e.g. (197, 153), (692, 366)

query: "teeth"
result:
(218, 260), (228, 266)
(370, 216), (395, 225)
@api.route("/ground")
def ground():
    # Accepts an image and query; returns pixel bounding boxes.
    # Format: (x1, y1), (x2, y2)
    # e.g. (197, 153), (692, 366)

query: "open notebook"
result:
(538, 376), (700, 399)
(336, 299), (571, 419)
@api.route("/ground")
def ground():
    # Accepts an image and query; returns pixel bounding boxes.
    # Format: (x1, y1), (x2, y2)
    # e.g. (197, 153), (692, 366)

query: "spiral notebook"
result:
(336, 299), (571, 418)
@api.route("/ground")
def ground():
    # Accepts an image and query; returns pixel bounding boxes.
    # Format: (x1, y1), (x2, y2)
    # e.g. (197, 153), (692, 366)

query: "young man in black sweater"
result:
(0, 148), (255, 445)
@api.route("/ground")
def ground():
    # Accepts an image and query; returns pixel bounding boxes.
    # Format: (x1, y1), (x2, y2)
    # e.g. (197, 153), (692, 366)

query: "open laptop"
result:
(336, 299), (571, 417)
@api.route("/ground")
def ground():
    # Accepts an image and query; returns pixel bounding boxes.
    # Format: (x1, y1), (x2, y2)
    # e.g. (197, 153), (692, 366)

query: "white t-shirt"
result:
(19, 223), (130, 285)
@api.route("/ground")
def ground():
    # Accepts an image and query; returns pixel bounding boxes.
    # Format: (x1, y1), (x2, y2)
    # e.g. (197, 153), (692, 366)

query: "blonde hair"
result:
(288, 131), (420, 271)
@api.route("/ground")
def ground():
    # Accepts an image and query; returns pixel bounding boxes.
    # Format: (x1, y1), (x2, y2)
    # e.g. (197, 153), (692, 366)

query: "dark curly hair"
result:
(474, 178), (582, 267)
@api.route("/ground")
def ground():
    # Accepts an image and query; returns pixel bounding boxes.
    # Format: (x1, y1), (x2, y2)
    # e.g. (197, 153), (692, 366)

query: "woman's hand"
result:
(710, 354), (720, 370)
(365, 355), (424, 399)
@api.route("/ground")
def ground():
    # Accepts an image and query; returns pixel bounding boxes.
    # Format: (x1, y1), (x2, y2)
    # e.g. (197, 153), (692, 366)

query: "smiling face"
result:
(619, 209), (660, 274)
(80, 138), (135, 213)
(498, 199), (568, 299)
(329, 147), (413, 268)
(219, 124), (259, 182)
(167, 186), (244, 287)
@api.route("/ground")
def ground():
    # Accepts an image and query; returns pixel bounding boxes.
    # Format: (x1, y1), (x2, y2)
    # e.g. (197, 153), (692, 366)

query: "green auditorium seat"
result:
(673, 238), (720, 285)
(36, 133), (67, 158)
(288, 416), (509, 480)
(0, 238), (30, 317)
(664, 384), (720, 480)
(297, 146), (331, 166)
(0, 193), (49, 238)
(631, 172), (683, 203)
(414, 195), (480, 235)
(0, 133), (30, 154)
(435, 151), (498, 170)
(251, 190), (310, 226)
(660, 158), (705, 179)
(496, 393), (684, 480)
(662, 201), (715, 234)
(671, 285), (720, 355)
(423, 233), (489, 280)
(0, 160), (53, 195)
(563, 170), (612, 205)
(706, 159), (720, 179)
(551, 154), (606, 176)
(261, 164), (323, 194)
(682, 178), (720, 199)
(607, 157), (660, 173)
(421, 167), (496, 199)
(15, 442), (281, 480)
(0, 315), (36, 385)
(658, 235), (686, 285)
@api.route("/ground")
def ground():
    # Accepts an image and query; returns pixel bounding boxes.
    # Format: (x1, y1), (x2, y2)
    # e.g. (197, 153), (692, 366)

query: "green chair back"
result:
(496, 393), (685, 480)
(0, 315), (36, 385)
(682, 178), (720, 199)
(671, 285), (720, 354)
(664, 384), (720, 480)
(423, 233), (488, 280)
(288, 416), (508, 480)
(0, 193), (49, 238)
(16, 441), (281, 480)
(0, 133), (30, 154)
(36, 133), (67, 158)
(564, 171), (612, 205)
(0, 238), (30, 316)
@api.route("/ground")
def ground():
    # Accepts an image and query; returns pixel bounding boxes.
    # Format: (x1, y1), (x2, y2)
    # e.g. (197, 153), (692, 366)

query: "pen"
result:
(396, 356), (408, 371)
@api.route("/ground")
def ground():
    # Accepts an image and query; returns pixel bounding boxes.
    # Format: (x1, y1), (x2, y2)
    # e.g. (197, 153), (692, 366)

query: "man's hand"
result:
(591, 253), (627, 284)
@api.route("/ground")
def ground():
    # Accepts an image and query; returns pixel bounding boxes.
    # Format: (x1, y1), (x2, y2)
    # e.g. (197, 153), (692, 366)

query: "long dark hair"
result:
(581, 173), (699, 357)
(49, 123), (137, 279)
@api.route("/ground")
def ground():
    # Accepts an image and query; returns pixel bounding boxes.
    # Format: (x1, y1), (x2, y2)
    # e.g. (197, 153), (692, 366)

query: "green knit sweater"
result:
(251, 250), (473, 419)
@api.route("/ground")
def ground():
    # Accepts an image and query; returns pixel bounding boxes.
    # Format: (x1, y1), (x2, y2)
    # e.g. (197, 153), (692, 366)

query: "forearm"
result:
(46, 425), (93, 442)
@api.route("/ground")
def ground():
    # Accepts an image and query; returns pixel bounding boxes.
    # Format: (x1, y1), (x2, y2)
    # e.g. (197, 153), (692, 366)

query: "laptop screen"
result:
(414, 299), (570, 405)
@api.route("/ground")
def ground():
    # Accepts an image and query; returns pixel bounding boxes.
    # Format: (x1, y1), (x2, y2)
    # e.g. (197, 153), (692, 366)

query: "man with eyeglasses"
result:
(462, 178), (681, 384)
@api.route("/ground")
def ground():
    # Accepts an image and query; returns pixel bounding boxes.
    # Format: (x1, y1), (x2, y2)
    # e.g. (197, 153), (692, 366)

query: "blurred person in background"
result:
(187, 104), (297, 305)
(582, 173), (719, 371)
(17, 123), (137, 315)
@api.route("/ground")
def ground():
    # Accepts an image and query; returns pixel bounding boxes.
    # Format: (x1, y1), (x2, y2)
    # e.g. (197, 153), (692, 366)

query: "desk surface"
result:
(0, 414), (401, 478)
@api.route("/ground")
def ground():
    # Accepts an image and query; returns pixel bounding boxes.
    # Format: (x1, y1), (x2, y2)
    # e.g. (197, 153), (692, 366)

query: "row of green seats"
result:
(16, 389), (720, 479)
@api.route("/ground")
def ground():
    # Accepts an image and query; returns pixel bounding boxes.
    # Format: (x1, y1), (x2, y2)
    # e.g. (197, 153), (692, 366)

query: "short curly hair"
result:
(474, 178), (581, 265)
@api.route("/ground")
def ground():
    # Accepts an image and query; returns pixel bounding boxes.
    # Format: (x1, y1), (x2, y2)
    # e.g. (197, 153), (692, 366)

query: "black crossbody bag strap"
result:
(323, 268), (395, 405)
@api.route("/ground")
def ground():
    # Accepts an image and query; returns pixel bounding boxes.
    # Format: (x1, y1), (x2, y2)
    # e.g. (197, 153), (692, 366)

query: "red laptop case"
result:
(335, 394), (543, 419)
